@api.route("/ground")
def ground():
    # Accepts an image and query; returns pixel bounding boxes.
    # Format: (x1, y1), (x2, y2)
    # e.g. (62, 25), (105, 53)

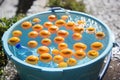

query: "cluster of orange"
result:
(8, 14), (105, 68)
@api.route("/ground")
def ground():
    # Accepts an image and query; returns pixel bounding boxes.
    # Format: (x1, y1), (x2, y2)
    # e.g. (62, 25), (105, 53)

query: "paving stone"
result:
(84, 0), (120, 80)
(0, 0), (18, 18)
(27, 0), (49, 16)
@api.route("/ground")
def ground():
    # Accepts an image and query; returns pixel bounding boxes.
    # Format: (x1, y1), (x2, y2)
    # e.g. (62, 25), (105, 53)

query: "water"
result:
(37, 61), (58, 68)
(62, 8), (73, 22)
(15, 43), (33, 60)
(10, 9), (115, 68)
(62, 8), (103, 32)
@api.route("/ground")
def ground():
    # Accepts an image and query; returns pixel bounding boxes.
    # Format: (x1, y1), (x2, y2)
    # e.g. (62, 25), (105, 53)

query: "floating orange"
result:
(73, 42), (87, 51)
(41, 38), (51, 46)
(21, 21), (32, 29)
(28, 31), (38, 38)
(55, 19), (66, 27)
(74, 50), (86, 60)
(48, 15), (57, 22)
(66, 21), (75, 30)
(37, 46), (49, 54)
(91, 42), (103, 51)
(8, 37), (20, 45)
(58, 43), (68, 50)
(25, 55), (39, 65)
(60, 48), (73, 58)
(53, 55), (64, 63)
(28, 40), (38, 48)
(54, 36), (65, 44)
(48, 25), (59, 34)
(72, 33), (82, 40)
(57, 30), (69, 38)
(39, 53), (52, 63)
(12, 30), (22, 37)
(32, 24), (43, 32)
(43, 21), (53, 28)
(87, 50), (99, 59)
(39, 30), (51, 38)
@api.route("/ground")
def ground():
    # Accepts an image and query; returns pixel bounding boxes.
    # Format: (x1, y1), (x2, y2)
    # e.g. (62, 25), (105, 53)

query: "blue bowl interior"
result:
(6, 11), (111, 69)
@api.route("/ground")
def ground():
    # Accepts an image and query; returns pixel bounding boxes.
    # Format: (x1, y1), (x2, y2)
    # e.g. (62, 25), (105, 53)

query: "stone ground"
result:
(0, 0), (18, 18)
(84, 0), (120, 80)
(0, 0), (120, 80)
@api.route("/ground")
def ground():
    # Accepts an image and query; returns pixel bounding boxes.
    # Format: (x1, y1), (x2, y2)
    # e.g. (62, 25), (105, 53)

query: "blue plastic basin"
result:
(2, 10), (114, 80)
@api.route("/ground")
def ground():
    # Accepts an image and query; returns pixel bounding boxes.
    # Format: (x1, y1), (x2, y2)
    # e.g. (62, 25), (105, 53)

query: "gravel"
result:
(0, 61), (19, 80)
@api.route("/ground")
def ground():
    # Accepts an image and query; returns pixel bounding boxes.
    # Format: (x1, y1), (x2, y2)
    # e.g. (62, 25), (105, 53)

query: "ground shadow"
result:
(16, 0), (36, 15)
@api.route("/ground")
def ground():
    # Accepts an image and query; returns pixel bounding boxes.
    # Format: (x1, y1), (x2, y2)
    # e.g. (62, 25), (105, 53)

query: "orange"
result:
(60, 48), (73, 58)
(32, 24), (43, 32)
(73, 27), (84, 34)
(73, 42), (87, 51)
(25, 55), (39, 65)
(41, 38), (51, 46)
(77, 20), (85, 25)
(57, 30), (69, 38)
(12, 30), (22, 37)
(48, 25), (59, 34)
(37, 46), (49, 54)
(58, 62), (68, 68)
(74, 50), (86, 60)
(91, 42), (103, 51)
(72, 33), (82, 40)
(65, 21), (75, 30)
(32, 18), (41, 23)
(61, 15), (68, 20)
(52, 49), (60, 55)
(39, 53), (52, 63)
(21, 21), (32, 29)
(28, 31), (38, 38)
(48, 15), (57, 22)
(53, 55), (64, 63)
(28, 40), (38, 48)
(86, 27), (96, 34)
(58, 43), (68, 50)
(95, 32), (105, 40)
(67, 58), (77, 66)
(55, 19), (66, 27)
(87, 50), (99, 59)
(54, 36), (65, 44)
(39, 30), (51, 38)
(8, 37), (20, 45)
(43, 21), (53, 28)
